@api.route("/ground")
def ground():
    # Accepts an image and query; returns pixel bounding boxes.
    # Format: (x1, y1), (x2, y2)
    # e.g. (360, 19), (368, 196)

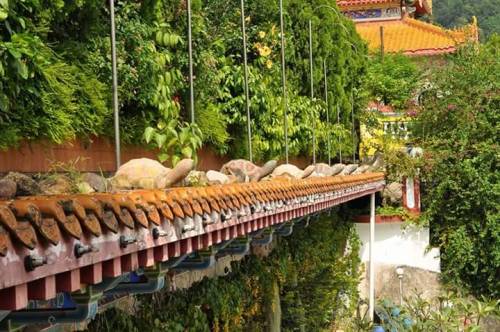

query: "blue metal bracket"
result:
(251, 228), (274, 246)
(172, 247), (216, 271)
(2, 289), (102, 327)
(275, 221), (294, 237)
(217, 236), (250, 257)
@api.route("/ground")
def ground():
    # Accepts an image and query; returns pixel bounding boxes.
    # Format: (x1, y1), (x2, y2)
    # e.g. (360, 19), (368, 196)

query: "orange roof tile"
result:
(356, 16), (478, 55)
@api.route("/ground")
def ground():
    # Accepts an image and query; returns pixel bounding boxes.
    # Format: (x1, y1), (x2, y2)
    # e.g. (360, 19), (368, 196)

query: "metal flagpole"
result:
(279, 0), (289, 164)
(309, 20), (316, 165)
(240, 0), (252, 162)
(351, 87), (356, 163)
(337, 103), (342, 163)
(323, 60), (331, 166)
(109, 0), (121, 169)
(187, 0), (195, 124)
(369, 192), (376, 321)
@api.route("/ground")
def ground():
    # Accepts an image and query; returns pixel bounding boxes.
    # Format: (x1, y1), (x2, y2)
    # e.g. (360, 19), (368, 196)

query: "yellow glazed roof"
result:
(356, 16), (478, 55)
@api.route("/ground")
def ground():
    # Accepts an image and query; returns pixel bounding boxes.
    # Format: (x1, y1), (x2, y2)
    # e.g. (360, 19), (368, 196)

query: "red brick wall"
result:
(0, 137), (311, 174)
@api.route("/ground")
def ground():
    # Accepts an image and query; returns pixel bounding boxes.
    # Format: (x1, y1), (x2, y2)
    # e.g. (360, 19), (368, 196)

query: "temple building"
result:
(337, 0), (478, 157)
(338, 0), (478, 56)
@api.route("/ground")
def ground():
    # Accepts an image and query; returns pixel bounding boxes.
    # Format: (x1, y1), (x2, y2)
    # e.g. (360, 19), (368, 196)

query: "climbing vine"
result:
(87, 213), (362, 331)
(0, 0), (367, 162)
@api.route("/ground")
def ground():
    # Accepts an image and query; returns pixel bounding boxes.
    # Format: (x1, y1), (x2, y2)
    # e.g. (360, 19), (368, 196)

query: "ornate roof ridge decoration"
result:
(338, 0), (432, 15)
(337, 0), (400, 10)
(414, 0), (432, 15)
(355, 16), (478, 56)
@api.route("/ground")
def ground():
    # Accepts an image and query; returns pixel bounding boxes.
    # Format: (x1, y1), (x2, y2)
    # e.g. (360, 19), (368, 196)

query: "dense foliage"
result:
(365, 54), (420, 112)
(432, 0), (499, 40)
(375, 293), (499, 331)
(87, 214), (362, 331)
(412, 37), (500, 298)
(0, 0), (367, 162)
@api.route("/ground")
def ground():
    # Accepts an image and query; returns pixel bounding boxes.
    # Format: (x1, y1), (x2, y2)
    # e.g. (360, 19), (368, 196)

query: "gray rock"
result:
(39, 175), (74, 195)
(76, 182), (95, 194)
(383, 182), (403, 204)
(110, 158), (194, 189)
(366, 153), (384, 172)
(353, 164), (370, 174)
(184, 170), (208, 187)
(302, 165), (315, 179)
(0, 178), (17, 199)
(4, 172), (41, 196)
(82, 173), (108, 192)
(162, 159), (195, 187)
(313, 163), (334, 176)
(206, 170), (230, 185)
(271, 164), (304, 179)
(221, 159), (277, 182)
(340, 164), (358, 175)
(331, 163), (345, 175)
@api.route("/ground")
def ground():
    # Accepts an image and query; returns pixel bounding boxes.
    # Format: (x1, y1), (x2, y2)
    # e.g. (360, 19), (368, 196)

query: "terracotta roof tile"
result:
(356, 16), (478, 55)
(0, 173), (386, 310)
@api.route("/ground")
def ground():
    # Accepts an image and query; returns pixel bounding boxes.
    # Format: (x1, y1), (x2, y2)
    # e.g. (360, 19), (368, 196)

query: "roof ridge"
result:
(403, 17), (453, 36)
(402, 16), (475, 43)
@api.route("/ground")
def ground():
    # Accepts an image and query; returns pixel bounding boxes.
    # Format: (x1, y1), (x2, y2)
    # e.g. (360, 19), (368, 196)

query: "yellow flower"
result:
(271, 25), (277, 36)
(258, 45), (272, 57)
(259, 31), (266, 39)
(266, 60), (273, 69)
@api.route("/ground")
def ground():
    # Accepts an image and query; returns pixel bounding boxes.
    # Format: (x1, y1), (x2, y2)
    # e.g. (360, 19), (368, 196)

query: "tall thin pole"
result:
(379, 26), (385, 61)
(240, 0), (252, 162)
(279, 0), (289, 164)
(337, 104), (342, 163)
(187, 0), (195, 123)
(369, 192), (376, 321)
(309, 20), (316, 165)
(323, 60), (330, 166)
(351, 87), (356, 163)
(110, 0), (121, 169)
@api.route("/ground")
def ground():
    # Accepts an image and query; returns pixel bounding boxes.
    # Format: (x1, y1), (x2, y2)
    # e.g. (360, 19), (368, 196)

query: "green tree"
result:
(412, 37), (500, 297)
(432, 0), (499, 39)
(365, 54), (421, 111)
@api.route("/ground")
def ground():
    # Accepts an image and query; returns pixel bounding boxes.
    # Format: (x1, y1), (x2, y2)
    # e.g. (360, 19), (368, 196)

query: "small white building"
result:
(355, 221), (441, 303)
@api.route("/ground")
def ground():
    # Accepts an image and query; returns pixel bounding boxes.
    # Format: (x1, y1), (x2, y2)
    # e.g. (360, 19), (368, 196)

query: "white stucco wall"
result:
(355, 222), (440, 272)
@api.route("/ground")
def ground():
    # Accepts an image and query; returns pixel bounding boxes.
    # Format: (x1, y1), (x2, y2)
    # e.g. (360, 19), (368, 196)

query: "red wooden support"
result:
(81, 263), (102, 285)
(28, 276), (56, 300)
(103, 258), (122, 278)
(138, 248), (155, 268)
(56, 270), (81, 293)
(121, 252), (139, 272)
(0, 284), (28, 310)
(154, 245), (169, 263)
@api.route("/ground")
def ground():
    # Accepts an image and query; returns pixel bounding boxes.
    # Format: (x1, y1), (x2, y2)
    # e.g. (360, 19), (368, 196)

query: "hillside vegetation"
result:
(432, 0), (499, 39)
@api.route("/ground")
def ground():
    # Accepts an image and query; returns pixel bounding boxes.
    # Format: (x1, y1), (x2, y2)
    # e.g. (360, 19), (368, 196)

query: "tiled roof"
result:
(0, 173), (385, 310)
(367, 101), (396, 114)
(356, 16), (478, 55)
